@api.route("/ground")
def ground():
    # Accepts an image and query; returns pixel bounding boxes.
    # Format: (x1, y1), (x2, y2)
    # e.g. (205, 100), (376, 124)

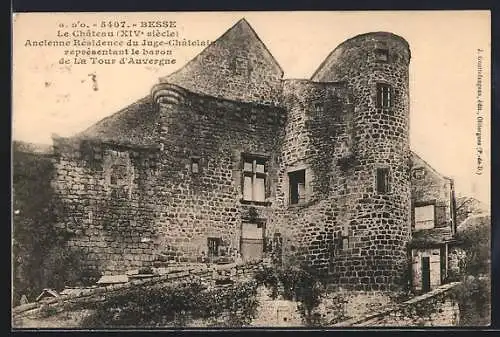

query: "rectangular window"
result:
(242, 156), (267, 202)
(288, 169), (306, 205)
(234, 56), (248, 76)
(376, 168), (390, 194)
(342, 237), (349, 250)
(207, 237), (220, 258)
(110, 173), (118, 186)
(415, 204), (435, 230)
(190, 157), (200, 174)
(375, 48), (389, 62)
(376, 83), (392, 108)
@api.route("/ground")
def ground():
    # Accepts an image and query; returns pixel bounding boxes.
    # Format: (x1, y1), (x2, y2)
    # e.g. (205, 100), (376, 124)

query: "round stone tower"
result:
(312, 32), (412, 290)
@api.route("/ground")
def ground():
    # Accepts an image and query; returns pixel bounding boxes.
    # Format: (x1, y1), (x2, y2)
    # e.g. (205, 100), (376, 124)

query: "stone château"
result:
(23, 19), (461, 292)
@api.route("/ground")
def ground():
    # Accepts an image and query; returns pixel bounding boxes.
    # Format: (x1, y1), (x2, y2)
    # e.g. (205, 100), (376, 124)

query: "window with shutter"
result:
(415, 204), (435, 230)
(434, 205), (447, 227)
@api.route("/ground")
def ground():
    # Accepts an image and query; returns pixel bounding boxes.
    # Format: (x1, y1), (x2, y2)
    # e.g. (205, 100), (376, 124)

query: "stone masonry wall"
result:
(267, 80), (354, 274)
(52, 137), (160, 274)
(334, 282), (460, 327)
(310, 33), (411, 290)
(151, 84), (286, 265)
(50, 29), (415, 291)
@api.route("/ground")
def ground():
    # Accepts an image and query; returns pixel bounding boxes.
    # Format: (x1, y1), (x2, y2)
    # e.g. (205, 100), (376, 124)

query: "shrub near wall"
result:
(12, 146), (94, 305)
(79, 279), (259, 328)
(452, 215), (491, 326)
(254, 262), (326, 326)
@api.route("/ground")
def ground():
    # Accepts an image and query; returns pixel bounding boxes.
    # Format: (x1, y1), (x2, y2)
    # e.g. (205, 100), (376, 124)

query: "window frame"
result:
(375, 167), (391, 194)
(374, 48), (389, 63)
(190, 156), (201, 174)
(241, 154), (268, 203)
(108, 163), (130, 188)
(233, 56), (248, 76)
(376, 83), (392, 109)
(313, 102), (324, 114)
(207, 237), (221, 258)
(288, 169), (307, 205)
(414, 202), (437, 231)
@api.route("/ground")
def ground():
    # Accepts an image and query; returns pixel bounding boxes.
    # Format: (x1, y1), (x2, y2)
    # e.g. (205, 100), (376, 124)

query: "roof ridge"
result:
(161, 17), (283, 83)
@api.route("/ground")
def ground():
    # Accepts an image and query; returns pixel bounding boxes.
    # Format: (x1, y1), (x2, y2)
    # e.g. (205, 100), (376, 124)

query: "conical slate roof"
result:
(161, 18), (283, 105)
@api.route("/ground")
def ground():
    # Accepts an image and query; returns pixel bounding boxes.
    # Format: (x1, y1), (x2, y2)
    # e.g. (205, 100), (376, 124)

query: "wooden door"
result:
(241, 222), (264, 262)
(421, 256), (431, 292)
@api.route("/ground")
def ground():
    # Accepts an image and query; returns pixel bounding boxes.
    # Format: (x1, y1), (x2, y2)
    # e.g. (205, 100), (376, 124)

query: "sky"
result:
(12, 11), (491, 206)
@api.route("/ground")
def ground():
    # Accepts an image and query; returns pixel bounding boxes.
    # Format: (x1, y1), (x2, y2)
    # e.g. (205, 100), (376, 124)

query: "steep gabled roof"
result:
(161, 18), (284, 105)
(64, 19), (285, 146)
(410, 150), (452, 181)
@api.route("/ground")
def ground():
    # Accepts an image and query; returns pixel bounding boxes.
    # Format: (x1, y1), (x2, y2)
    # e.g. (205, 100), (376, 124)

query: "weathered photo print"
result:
(12, 11), (491, 328)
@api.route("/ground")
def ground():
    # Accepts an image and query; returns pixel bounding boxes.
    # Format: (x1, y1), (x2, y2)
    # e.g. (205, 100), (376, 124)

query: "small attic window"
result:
(412, 167), (425, 180)
(233, 56), (248, 76)
(375, 48), (389, 62)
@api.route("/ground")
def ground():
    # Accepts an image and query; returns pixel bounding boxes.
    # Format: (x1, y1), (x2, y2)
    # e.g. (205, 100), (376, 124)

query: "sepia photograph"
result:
(11, 11), (491, 328)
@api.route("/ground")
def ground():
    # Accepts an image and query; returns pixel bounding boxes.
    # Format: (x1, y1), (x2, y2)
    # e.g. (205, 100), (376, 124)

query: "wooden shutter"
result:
(434, 205), (447, 228)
